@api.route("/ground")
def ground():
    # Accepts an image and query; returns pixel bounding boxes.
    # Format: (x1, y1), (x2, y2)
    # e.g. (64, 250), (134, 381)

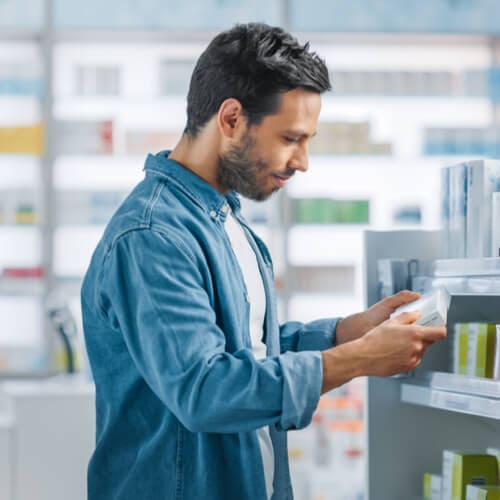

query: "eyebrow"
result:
(284, 129), (317, 139)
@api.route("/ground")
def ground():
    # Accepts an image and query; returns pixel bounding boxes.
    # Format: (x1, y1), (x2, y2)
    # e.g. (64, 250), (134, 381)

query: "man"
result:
(81, 23), (446, 500)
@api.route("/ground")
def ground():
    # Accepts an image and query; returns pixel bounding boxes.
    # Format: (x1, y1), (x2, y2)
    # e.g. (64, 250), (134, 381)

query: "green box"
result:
(295, 198), (370, 224)
(467, 323), (496, 378)
(487, 448), (500, 477)
(443, 451), (499, 500)
(330, 199), (370, 224)
(295, 198), (331, 224)
(454, 323), (469, 375)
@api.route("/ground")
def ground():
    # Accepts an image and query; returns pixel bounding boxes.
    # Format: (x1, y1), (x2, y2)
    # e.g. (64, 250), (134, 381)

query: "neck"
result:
(169, 123), (224, 193)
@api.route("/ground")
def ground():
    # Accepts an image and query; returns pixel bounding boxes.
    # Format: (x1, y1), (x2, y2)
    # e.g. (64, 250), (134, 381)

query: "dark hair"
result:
(184, 23), (331, 137)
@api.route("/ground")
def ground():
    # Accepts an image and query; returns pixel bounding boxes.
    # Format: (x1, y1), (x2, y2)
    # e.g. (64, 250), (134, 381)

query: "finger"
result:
(388, 290), (421, 307)
(392, 310), (421, 324)
(416, 326), (447, 342)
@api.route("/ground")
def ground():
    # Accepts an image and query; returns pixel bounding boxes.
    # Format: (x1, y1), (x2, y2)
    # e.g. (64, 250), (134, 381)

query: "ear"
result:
(217, 98), (246, 139)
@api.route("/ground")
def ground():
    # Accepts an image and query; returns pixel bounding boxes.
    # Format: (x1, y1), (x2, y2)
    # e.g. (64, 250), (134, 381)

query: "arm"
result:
(321, 311), (447, 393)
(279, 290), (422, 352)
(99, 229), (322, 434)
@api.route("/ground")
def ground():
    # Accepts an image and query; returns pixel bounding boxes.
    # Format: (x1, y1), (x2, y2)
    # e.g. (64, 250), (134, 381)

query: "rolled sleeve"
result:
(279, 318), (342, 353)
(275, 350), (323, 431)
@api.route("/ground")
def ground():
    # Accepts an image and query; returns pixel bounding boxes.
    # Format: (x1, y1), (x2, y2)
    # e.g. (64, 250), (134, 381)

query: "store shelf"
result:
(0, 96), (40, 123)
(420, 371), (500, 398)
(0, 31), (41, 42)
(401, 379), (500, 420)
(0, 278), (45, 297)
(54, 96), (186, 128)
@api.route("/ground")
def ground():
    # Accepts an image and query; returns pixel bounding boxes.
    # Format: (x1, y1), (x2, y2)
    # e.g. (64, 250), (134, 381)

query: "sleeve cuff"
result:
(296, 317), (342, 351)
(275, 350), (323, 431)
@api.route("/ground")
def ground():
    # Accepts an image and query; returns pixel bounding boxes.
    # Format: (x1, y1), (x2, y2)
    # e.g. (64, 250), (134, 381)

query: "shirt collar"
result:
(144, 150), (241, 222)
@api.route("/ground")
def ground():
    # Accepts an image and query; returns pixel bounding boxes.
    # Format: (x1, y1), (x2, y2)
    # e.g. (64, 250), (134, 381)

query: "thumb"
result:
(392, 310), (421, 325)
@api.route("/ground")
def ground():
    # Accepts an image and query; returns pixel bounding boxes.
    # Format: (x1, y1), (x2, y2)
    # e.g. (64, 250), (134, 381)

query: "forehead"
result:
(259, 88), (322, 134)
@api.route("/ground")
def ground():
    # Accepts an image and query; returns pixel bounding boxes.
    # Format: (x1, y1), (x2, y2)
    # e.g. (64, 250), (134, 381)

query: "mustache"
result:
(277, 169), (296, 179)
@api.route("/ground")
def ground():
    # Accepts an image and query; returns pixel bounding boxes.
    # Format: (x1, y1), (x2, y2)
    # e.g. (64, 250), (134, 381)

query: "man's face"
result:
(216, 88), (321, 201)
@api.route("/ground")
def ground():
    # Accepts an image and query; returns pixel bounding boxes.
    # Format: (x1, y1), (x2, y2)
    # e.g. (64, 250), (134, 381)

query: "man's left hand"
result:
(335, 290), (421, 345)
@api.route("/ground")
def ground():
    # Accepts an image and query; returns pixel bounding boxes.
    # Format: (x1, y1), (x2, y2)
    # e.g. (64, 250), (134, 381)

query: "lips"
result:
(272, 173), (292, 188)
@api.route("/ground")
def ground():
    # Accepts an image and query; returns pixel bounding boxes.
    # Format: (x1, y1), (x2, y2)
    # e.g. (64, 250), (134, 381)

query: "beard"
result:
(216, 135), (276, 202)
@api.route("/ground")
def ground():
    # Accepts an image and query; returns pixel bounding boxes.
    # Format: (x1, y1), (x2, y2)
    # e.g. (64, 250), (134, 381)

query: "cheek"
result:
(263, 147), (289, 170)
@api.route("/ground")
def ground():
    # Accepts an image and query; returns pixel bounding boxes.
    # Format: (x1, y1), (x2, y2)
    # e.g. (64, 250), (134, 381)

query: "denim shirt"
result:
(81, 151), (341, 500)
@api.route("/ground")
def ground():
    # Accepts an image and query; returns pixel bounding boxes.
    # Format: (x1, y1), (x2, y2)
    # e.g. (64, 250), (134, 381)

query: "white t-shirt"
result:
(224, 210), (274, 500)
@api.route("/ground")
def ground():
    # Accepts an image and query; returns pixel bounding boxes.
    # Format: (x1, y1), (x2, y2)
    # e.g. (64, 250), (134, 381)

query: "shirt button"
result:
(209, 210), (217, 219)
(245, 293), (251, 303)
(222, 204), (229, 213)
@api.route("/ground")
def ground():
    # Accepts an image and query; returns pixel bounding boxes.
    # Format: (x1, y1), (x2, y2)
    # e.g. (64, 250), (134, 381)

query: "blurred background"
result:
(1, 1), (500, 499)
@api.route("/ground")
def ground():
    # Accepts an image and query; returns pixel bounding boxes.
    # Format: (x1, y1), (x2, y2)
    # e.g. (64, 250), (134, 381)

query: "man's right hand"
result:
(321, 311), (447, 394)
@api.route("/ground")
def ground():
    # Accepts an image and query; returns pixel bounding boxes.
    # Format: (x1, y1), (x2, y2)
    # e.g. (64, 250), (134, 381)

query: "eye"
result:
(284, 136), (299, 144)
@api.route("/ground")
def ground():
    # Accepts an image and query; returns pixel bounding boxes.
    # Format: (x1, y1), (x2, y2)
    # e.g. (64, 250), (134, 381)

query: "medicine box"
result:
(442, 451), (499, 500)
(423, 473), (442, 500)
(390, 285), (450, 326)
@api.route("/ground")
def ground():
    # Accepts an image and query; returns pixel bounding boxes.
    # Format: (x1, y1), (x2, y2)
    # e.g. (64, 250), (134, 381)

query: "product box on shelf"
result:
(0, 124), (43, 155)
(441, 159), (500, 259)
(448, 162), (468, 259)
(442, 451), (499, 500)
(467, 323), (496, 379)
(466, 485), (500, 500)
(492, 193), (500, 258)
(487, 448), (500, 473)
(494, 326), (500, 380)
(466, 160), (500, 259)
(423, 472), (442, 500)
(454, 323), (469, 375)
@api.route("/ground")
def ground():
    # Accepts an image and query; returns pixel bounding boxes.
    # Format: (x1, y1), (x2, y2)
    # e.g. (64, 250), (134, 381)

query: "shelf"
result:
(0, 278), (45, 297)
(0, 31), (41, 42)
(0, 224), (39, 229)
(419, 371), (500, 399)
(54, 97), (186, 128)
(289, 223), (370, 230)
(401, 379), (500, 420)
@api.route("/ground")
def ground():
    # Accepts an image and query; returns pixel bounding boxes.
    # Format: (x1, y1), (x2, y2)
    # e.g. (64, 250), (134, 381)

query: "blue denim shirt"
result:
(81, 151), (341, 500)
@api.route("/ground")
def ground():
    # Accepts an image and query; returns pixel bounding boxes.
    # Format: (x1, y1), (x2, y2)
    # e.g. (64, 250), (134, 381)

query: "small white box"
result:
(390, 286), (450, 326)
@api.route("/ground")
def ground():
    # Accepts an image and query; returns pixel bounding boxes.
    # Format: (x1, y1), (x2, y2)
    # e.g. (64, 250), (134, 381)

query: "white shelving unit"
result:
(364, 229), (500, 500)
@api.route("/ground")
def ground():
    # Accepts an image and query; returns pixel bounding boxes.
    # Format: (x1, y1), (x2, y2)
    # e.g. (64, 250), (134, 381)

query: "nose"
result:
(288, 144), (309, 173)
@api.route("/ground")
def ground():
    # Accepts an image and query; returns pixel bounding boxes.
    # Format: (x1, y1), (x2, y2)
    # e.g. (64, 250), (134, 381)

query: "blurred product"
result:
(0, 124), (43, 155)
